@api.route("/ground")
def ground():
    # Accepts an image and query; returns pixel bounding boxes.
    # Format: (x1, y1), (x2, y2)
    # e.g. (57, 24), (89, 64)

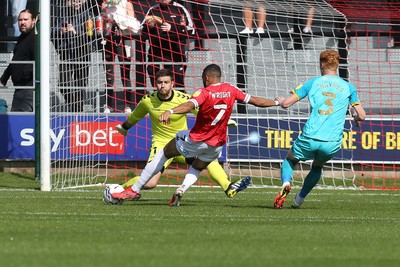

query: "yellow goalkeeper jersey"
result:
(126, 90), (197, 144)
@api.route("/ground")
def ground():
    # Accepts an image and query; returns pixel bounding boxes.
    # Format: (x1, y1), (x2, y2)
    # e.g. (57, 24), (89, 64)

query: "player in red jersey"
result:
(188, 83), (249, 147)
(112, 64), (281, 205)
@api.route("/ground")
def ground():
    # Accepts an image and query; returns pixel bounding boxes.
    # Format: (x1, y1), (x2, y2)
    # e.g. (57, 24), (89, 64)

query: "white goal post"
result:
(40, 0), (51, 191)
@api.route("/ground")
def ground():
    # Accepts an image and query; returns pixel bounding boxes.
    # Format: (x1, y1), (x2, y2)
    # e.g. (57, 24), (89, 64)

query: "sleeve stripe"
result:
(291, 90), (301, 101)
(190, 99), (199, 108)
(243, 94), (251, 103)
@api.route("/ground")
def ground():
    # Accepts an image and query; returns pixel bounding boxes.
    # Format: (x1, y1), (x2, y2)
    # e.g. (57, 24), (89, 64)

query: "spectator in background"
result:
(141, 0), (194, 92)
(0, 9), (36, 112)
(100, 0), (140, 112)
(304, 4), (314, 34)
(10, 0), (28, 37)
(190, 0), (209, 50)
(239, 1), (266, 34)
(287, 0), (315, 34)
(286, 0), (315, 50)
(52, 0), (99, 112)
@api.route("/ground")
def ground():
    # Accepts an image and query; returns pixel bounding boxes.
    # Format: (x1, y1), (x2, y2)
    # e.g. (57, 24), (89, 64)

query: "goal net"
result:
(46, 0), (400, 190)
(49, 0), (108, 188)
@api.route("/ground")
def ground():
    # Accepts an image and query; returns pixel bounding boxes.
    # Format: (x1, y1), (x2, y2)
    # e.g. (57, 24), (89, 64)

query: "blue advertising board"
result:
(227, 117), (400, 163)
(0, 114), (399, 163)
(0, 114), (194, 161)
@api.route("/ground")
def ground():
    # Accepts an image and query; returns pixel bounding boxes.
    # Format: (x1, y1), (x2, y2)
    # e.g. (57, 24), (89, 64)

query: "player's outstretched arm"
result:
(115, 100), (149, 135)
(276, 94), (298, 109)
(159, 101), (195, 125)
(248, 96), (280, 107)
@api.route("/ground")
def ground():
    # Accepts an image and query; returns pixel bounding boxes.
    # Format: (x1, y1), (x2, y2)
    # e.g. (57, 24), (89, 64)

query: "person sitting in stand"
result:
(239, 1), (266, 34)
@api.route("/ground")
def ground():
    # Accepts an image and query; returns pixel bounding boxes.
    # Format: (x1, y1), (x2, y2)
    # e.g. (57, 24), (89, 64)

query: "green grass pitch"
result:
(0, 172), (399, 267)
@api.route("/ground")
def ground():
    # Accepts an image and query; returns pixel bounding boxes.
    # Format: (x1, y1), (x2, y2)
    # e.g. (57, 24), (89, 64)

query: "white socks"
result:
(132, 149), (168, 192)
(177, 166), (201, 194)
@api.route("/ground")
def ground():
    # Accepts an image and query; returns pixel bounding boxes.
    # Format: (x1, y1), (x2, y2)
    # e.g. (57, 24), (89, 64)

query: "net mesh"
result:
(48, 0), (400, 190)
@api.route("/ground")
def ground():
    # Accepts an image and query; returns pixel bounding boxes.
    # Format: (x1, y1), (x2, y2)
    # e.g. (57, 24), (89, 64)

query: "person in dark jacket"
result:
(141, 0), (194, 91)
(0, 9), (36, 112)
(100, 0), (140, 112)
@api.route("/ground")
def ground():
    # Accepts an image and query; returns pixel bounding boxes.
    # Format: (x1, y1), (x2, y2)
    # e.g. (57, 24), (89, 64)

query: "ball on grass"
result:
(103, 184), (124, 205)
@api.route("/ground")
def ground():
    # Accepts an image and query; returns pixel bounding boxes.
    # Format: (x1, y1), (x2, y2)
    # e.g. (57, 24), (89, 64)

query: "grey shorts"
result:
(175, 130), (223, 162)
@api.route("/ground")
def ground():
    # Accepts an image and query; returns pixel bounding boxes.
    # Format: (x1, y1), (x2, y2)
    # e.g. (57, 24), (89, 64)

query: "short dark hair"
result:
(19, 9), (37, 19)
(202, 64), (222, 79)
(156, 68), (174, 81)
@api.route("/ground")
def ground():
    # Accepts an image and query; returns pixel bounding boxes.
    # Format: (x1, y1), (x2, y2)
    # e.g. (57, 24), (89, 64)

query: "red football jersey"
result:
(189, 83), (250, 146)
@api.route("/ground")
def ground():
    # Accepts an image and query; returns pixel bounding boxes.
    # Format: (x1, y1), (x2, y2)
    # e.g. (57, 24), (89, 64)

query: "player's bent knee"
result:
(192, 159), (210, 171)
(143, 182), (157, 190)
(185, 157), (195, 165)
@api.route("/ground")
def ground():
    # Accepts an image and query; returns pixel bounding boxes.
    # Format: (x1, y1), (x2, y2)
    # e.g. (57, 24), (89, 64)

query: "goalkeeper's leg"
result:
(122, 173), (161, 190)
(206, 161), (230, 191)
(122, 158), (174, 189)
(206, 161), (251, 197)
(122, 176), (140, 189)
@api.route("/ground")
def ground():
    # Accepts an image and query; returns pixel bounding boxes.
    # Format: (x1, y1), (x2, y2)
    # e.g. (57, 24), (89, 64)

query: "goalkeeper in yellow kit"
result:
(115, 68), (251, 198)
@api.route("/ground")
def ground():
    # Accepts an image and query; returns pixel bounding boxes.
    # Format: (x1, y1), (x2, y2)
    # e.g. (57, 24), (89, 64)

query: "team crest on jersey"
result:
(193, 89), (202, 97)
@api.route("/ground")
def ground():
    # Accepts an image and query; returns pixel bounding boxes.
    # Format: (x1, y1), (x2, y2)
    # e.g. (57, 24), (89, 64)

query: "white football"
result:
(103, 184), (125, 205)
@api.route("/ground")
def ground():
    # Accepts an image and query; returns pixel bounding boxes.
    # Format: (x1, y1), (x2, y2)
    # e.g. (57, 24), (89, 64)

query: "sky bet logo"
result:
(70, 122), (124, 154)
(70, 122), (124, 155)
(19, 122), (125, 155)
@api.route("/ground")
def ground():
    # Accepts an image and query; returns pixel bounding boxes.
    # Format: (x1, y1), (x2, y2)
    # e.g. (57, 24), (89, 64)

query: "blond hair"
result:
(320, 50), (339, 71)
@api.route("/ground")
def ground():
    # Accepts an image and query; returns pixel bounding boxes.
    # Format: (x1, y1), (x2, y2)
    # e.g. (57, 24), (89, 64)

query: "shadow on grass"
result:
(0, 172), (40, 190)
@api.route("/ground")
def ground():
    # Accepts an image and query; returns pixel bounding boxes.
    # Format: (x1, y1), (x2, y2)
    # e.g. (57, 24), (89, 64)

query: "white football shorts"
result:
(175, 130), (223, 162)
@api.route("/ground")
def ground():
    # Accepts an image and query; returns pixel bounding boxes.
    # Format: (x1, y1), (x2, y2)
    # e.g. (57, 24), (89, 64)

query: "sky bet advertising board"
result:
(0, 114), (399, 163)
